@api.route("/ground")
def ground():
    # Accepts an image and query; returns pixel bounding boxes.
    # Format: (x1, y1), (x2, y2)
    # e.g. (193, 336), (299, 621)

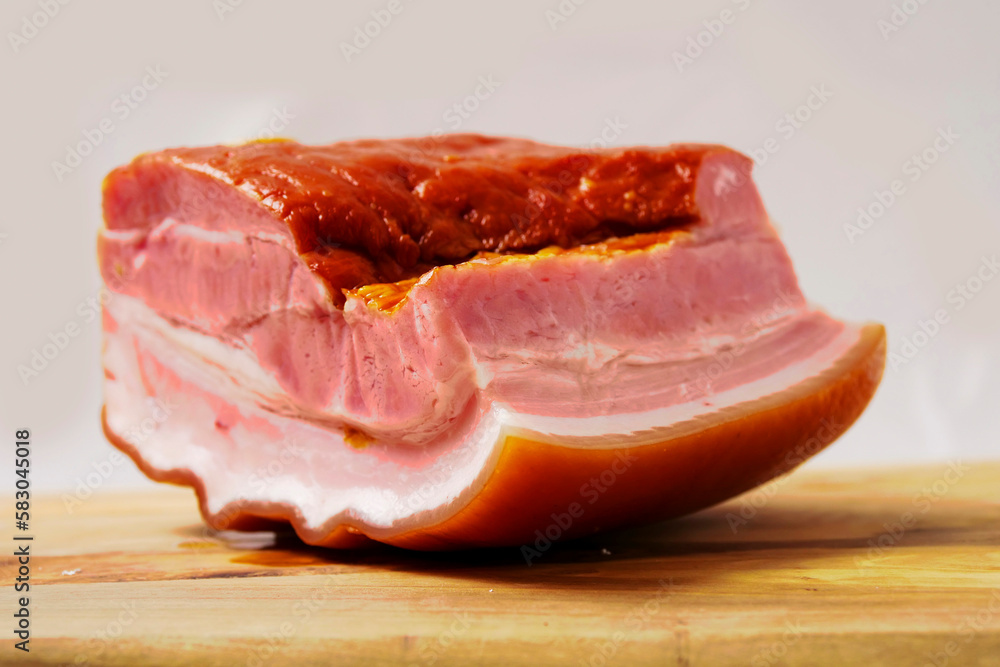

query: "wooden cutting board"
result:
(5, 463), (999, 666)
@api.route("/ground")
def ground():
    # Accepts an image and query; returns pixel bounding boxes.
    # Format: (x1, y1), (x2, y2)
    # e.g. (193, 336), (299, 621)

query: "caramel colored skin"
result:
(127, 135), (724, 300)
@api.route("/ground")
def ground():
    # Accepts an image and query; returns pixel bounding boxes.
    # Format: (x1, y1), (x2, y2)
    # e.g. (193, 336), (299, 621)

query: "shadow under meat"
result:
(168, 497), (1000, 591)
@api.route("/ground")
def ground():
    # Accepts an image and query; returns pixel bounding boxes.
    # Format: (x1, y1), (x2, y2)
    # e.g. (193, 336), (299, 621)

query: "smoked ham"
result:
(98, 134), (885, 549)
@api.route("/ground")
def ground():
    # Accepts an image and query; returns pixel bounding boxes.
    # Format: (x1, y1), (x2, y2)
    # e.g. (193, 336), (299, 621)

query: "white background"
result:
(1, 0), (997, 493)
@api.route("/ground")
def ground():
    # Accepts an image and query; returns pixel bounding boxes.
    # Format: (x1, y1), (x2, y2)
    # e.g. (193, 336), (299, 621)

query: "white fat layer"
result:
(503, 323), (860, 445)
(103, 293), (862, 536)
(146, 217), (293, 247)
(103, 301), (503, 536)
(100, 228), (146, 242)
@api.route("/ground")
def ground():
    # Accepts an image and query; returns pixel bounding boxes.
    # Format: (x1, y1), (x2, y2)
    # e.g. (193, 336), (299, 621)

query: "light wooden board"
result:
(4, 463), (999, 666)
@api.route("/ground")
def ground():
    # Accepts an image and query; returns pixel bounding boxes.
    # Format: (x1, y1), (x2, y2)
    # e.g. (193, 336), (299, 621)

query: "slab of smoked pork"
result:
(98, 134), (885, 549)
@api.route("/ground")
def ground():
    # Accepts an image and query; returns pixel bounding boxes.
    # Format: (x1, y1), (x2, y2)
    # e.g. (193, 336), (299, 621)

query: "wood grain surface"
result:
(4, 462), (999, 666)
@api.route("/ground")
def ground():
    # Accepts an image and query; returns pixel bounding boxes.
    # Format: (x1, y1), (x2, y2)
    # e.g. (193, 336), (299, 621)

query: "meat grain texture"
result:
(98, 134), (885, 549)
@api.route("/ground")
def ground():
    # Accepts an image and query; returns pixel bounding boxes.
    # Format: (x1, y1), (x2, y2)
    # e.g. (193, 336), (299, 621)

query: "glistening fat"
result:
(98, 134), (885, 549)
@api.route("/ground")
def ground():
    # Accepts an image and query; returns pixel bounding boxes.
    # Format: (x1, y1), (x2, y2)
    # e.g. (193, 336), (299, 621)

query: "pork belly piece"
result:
(98, 134), (884, 549)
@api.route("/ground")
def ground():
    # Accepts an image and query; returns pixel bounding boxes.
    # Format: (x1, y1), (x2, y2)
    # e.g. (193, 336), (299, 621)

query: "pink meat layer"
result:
(99, 143), (837, 448)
